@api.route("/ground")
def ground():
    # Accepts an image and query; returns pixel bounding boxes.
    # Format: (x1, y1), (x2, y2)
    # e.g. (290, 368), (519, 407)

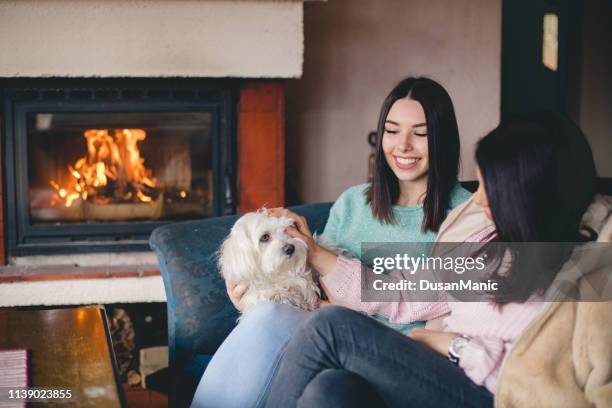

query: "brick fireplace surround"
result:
(0, 81), (286, 303)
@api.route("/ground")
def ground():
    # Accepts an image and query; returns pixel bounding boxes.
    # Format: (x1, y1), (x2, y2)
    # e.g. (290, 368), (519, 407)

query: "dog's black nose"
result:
(282, 244), (295, 256)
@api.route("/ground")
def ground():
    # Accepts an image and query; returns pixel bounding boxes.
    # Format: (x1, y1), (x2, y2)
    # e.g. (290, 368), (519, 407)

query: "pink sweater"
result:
(321, 255), (544, 393)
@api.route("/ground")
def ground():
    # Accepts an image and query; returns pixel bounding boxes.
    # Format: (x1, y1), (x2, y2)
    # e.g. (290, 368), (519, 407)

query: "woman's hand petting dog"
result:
(267, 208), (315, 254)
(226, 281), (248, 312)
(268, 208), (339, 277)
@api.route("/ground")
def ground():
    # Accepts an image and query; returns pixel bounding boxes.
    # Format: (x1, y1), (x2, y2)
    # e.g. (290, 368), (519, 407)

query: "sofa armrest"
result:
(149, 203), (333, 365)
(150, 214), (239, 364)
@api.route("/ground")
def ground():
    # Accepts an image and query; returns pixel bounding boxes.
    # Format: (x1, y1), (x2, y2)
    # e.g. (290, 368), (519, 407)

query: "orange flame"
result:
(50, 129), (157, 207)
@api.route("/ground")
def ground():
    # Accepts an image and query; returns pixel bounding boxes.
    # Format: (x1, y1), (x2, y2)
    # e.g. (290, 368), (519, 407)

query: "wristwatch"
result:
(448, 335), (470, 365)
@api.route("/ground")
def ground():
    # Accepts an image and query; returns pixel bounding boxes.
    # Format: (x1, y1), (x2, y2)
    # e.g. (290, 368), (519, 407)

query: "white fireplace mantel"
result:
(0, 0), (309, 78)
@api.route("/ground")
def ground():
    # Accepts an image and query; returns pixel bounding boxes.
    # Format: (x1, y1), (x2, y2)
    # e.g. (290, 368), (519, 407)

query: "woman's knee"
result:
(246, 304), (360, 331)
(246, 301), (287, 321)
(283, 306), (366, 354)
(297, 369), (385, 408)
(309, 305), (362, 325)
(301, 306), (366, 335)
(240, 301), (308, 332)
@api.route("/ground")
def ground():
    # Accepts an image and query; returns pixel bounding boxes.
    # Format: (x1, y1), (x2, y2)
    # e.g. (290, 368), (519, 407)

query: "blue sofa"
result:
(148, 178), (612, 407)
(149, 203), (333, 407)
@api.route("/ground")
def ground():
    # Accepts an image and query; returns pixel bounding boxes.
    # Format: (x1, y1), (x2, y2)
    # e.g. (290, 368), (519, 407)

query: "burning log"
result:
(50, 128), (159, 209)
(83, 193), (163, 221)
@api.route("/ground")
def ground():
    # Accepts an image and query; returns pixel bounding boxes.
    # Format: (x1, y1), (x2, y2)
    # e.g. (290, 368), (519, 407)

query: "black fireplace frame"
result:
(1, 78), (237, 256)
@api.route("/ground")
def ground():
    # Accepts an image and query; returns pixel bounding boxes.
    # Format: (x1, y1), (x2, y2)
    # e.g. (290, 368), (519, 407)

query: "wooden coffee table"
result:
(0, 307), (126, 407)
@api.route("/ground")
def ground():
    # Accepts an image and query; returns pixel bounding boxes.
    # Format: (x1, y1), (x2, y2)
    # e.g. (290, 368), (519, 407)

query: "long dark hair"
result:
(476, 111), (596, 302)
(366, 77), (461, 232)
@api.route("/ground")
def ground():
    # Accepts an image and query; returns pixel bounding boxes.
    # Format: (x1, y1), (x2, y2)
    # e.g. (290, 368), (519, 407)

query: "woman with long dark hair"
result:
(264, 111), (599, 407)
(191, 77), (472, 407)
(476, 112), (595, 302)
(307, 76), (468, 262)
(367, 76), (462, 231)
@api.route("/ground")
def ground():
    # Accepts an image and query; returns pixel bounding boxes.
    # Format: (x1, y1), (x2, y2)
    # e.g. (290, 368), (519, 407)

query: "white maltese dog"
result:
(219, 209), (321, 315)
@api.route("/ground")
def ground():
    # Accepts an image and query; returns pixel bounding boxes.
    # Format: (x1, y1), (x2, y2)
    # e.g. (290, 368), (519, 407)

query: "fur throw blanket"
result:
(496, 196), (612, 407)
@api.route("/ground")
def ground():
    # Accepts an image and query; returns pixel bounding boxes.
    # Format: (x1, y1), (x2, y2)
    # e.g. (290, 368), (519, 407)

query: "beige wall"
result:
(286, 0), (501, 204)
(0, 0), (304, 78)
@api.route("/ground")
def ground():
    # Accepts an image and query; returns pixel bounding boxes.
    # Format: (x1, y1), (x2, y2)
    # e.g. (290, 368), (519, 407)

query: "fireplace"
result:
(2, 79), (236, 256)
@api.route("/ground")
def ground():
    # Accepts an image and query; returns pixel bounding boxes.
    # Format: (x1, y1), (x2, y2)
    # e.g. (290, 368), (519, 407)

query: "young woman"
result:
(190, 77), (472, 407)
(265, 111), (597, 407)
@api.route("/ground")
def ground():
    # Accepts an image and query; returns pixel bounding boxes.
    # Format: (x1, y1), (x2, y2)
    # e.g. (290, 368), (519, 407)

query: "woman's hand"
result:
(226, 281), (248, 312)
(408, 328), (459, 357)
(267, 208), (338, 275)
(267, 208), (316, 254)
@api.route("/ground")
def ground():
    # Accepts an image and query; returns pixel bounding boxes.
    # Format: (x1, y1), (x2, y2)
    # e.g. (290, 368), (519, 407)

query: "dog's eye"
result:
(259, 233), (270, 243)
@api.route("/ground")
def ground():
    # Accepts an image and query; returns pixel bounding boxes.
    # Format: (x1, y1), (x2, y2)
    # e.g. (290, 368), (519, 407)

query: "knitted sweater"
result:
(320, 183), (472, 333)
(320, 199), (545, 393)
(320, 183), (472, 259)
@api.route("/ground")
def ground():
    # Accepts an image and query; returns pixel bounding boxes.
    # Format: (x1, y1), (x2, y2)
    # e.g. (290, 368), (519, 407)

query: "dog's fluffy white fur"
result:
(219, 209), (320, 315)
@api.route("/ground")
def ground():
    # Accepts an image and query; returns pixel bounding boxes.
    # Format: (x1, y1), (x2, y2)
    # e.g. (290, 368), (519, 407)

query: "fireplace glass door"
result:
(28, 112), (213, 223)
(4, 82), (235, 256)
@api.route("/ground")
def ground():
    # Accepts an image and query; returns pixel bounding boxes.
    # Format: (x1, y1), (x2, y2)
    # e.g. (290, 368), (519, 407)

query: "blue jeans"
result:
(191, 302), (309, 408)
(266, 306), (494, 408)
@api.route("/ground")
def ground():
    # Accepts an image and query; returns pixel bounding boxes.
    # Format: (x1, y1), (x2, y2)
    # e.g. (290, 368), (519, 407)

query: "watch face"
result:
(450, 336), (469, 356)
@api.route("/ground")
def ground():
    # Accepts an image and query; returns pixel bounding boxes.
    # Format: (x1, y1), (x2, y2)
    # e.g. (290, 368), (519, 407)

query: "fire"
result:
(50, 129), (157, 207)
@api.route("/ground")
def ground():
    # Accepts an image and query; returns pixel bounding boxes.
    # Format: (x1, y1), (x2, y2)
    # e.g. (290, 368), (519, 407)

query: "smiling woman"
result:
(383, 99), (430, 191)
(367, 77), (462, 231)
(190, 77), (473, 408)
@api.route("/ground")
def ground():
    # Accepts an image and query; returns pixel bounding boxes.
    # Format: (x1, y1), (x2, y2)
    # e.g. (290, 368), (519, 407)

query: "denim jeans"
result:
(266, 306), (494, 408)
(191, 302), (309, 408)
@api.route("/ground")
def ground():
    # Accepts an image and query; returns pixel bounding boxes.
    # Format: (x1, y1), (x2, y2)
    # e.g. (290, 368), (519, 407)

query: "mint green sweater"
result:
(320, 182), (472, 333)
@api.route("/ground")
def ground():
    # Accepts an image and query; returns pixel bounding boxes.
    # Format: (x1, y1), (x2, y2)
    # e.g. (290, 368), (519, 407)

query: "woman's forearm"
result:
(310, 244), (338, 276)
(320, 256), (451, 323)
